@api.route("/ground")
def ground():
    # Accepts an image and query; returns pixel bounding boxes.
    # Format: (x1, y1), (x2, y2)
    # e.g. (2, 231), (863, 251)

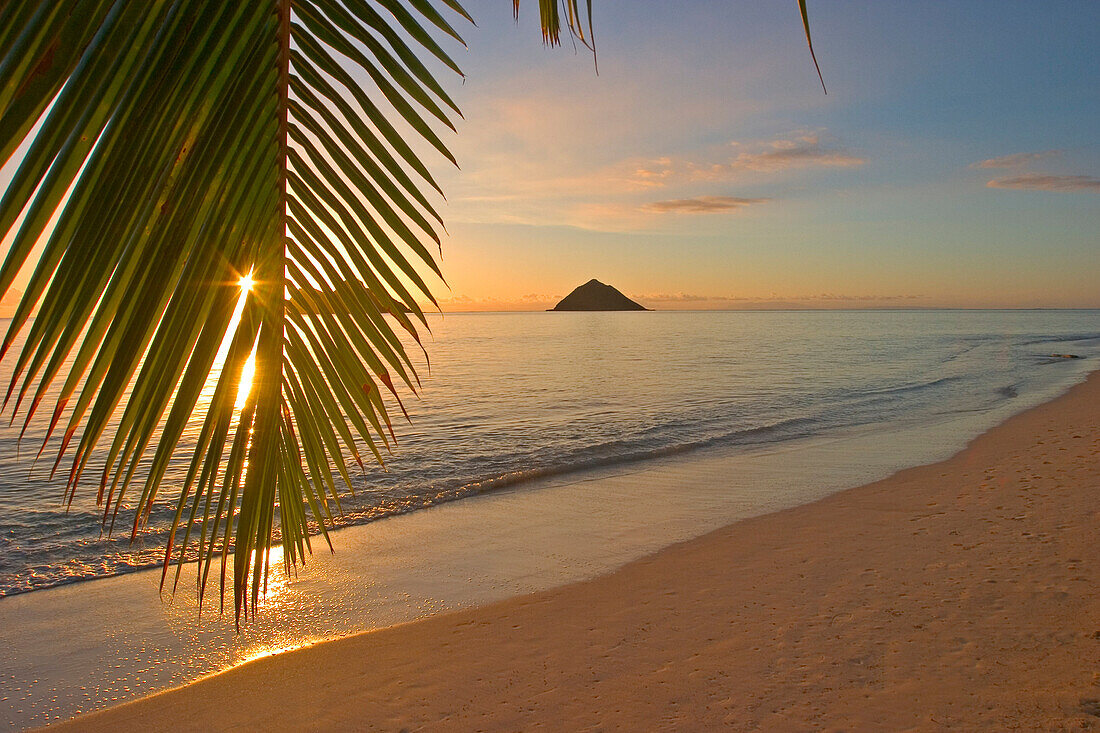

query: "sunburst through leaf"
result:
(0, 0), (470, 623)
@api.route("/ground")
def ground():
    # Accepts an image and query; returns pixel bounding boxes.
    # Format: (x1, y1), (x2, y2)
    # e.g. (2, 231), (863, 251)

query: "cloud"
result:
(634, 292), (712, 302)
(443, 128), (860, 231)
(719, 293), (926, 303)
(971, 150), (1061, 169)
(986, 174), (1100, 192)
(798, 293), (926, 302)
(629, 292), (929, 310)
(629, 158), (675, 188)
(971, 151), (1099, 194)
(725, 134), (866, 173)
(642, 196), (768, 214)
(437, 293), (562, 311)
(626, 133), (865, 189)
(518, 293), (560, 303)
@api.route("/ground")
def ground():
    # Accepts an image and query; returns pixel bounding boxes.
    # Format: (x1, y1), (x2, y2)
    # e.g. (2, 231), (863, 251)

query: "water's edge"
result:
(0, 359), (1094, 730)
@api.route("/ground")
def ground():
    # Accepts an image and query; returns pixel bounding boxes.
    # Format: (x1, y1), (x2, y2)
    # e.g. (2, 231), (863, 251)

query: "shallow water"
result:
(1, 310), (1098, 595)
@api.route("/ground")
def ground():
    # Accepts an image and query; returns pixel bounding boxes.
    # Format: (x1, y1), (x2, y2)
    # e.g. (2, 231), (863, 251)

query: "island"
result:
(549, 279), (649, 311)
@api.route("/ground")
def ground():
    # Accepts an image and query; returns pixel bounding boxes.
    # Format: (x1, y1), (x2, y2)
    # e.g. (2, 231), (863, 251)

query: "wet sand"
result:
(50, 372), (1100, 731)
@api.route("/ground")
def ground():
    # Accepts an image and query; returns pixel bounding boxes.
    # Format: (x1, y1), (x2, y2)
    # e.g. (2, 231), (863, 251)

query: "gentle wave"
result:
(1, 311), (1097, 595)
(0, 415), (826, 595)
(852, 375), (960, 399)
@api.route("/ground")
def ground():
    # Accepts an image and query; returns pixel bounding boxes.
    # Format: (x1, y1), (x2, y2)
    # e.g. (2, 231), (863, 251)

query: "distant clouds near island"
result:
(436, 289), (931, 313)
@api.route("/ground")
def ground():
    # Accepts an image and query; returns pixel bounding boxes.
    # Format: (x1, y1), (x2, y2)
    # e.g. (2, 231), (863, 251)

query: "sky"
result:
(415, 0), (1100, 310)
(1, 1), (1097, 316)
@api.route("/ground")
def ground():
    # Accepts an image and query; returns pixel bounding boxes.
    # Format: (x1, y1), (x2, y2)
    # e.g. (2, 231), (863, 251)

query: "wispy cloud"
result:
(725, 134), (866, 173)
(717, 293), (925, 303)
(444, 127), (860, 231)
(629, 133), (866, 187)
(971, 150), (1062, 169)
(642, 196), (768, 214)
(972, 150), (1099, 193)
(789, 293), (926, 302)
(986, 174), (1100, 192)
(438, 292), (562, 311)
(631, 292), (928, 310)
(633, 292), (712, 302)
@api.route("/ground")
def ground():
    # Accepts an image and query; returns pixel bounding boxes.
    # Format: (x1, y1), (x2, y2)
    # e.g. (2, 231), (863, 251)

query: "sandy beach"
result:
(1, 2), (1096, 730)
(45, 369), (1100, 731)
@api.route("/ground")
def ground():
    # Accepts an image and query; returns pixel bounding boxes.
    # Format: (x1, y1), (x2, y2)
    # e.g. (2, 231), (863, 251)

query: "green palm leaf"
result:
(0, 1), (820, 623)
(0, 0), (467, 623)
(514, 0), (594, 49)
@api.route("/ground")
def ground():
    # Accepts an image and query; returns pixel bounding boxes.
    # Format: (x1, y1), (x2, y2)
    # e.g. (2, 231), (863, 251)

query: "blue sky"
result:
(0, 2), (1095, 314)
(422, 0), (1099, 309)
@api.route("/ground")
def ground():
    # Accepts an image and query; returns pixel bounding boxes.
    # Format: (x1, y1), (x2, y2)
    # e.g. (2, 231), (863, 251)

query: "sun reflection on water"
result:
(239, 642), (313, 665)
(236, 351), (256, 410)
(228, 545), (319, 669)
(260, 543), (289, 602)
(233, 271), (256, 409)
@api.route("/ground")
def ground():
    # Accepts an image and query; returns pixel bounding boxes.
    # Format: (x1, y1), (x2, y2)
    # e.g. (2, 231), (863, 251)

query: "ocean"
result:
(1, 309), (1097, 596)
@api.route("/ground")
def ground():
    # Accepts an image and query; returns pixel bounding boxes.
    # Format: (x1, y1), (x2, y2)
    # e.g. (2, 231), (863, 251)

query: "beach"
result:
(1, 1), (1096, 730)
(47, 370), (1100, 731)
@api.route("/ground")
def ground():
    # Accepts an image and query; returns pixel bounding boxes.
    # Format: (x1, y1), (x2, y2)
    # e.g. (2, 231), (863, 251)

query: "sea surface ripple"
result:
(1, 309), (1096, 595)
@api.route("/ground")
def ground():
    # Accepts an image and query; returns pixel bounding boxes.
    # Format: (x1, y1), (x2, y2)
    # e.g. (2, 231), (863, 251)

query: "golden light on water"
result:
(236, 351), (256, 410)
(240, 643), (310, 665)
(231, 270), (256, 409)
(252, 544), (291, 613)
(197, 271), (260, 414)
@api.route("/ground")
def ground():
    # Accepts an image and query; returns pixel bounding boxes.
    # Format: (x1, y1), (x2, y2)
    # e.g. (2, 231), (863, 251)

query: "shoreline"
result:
(47, 370), (1100, 731)
(8, 361), (1090, 730)
(8, 310), (1095, 601)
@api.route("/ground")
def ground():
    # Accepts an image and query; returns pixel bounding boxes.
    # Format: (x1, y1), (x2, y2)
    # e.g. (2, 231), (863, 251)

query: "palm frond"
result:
(0, 2), (821, 622)
(798, 0), (826, 93)
(0, 0), (466, 623)
(514, 0), (595, 50)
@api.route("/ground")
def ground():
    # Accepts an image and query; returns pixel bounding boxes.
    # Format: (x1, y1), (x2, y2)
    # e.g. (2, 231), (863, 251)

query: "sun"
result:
(238, 272), (254, 292)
